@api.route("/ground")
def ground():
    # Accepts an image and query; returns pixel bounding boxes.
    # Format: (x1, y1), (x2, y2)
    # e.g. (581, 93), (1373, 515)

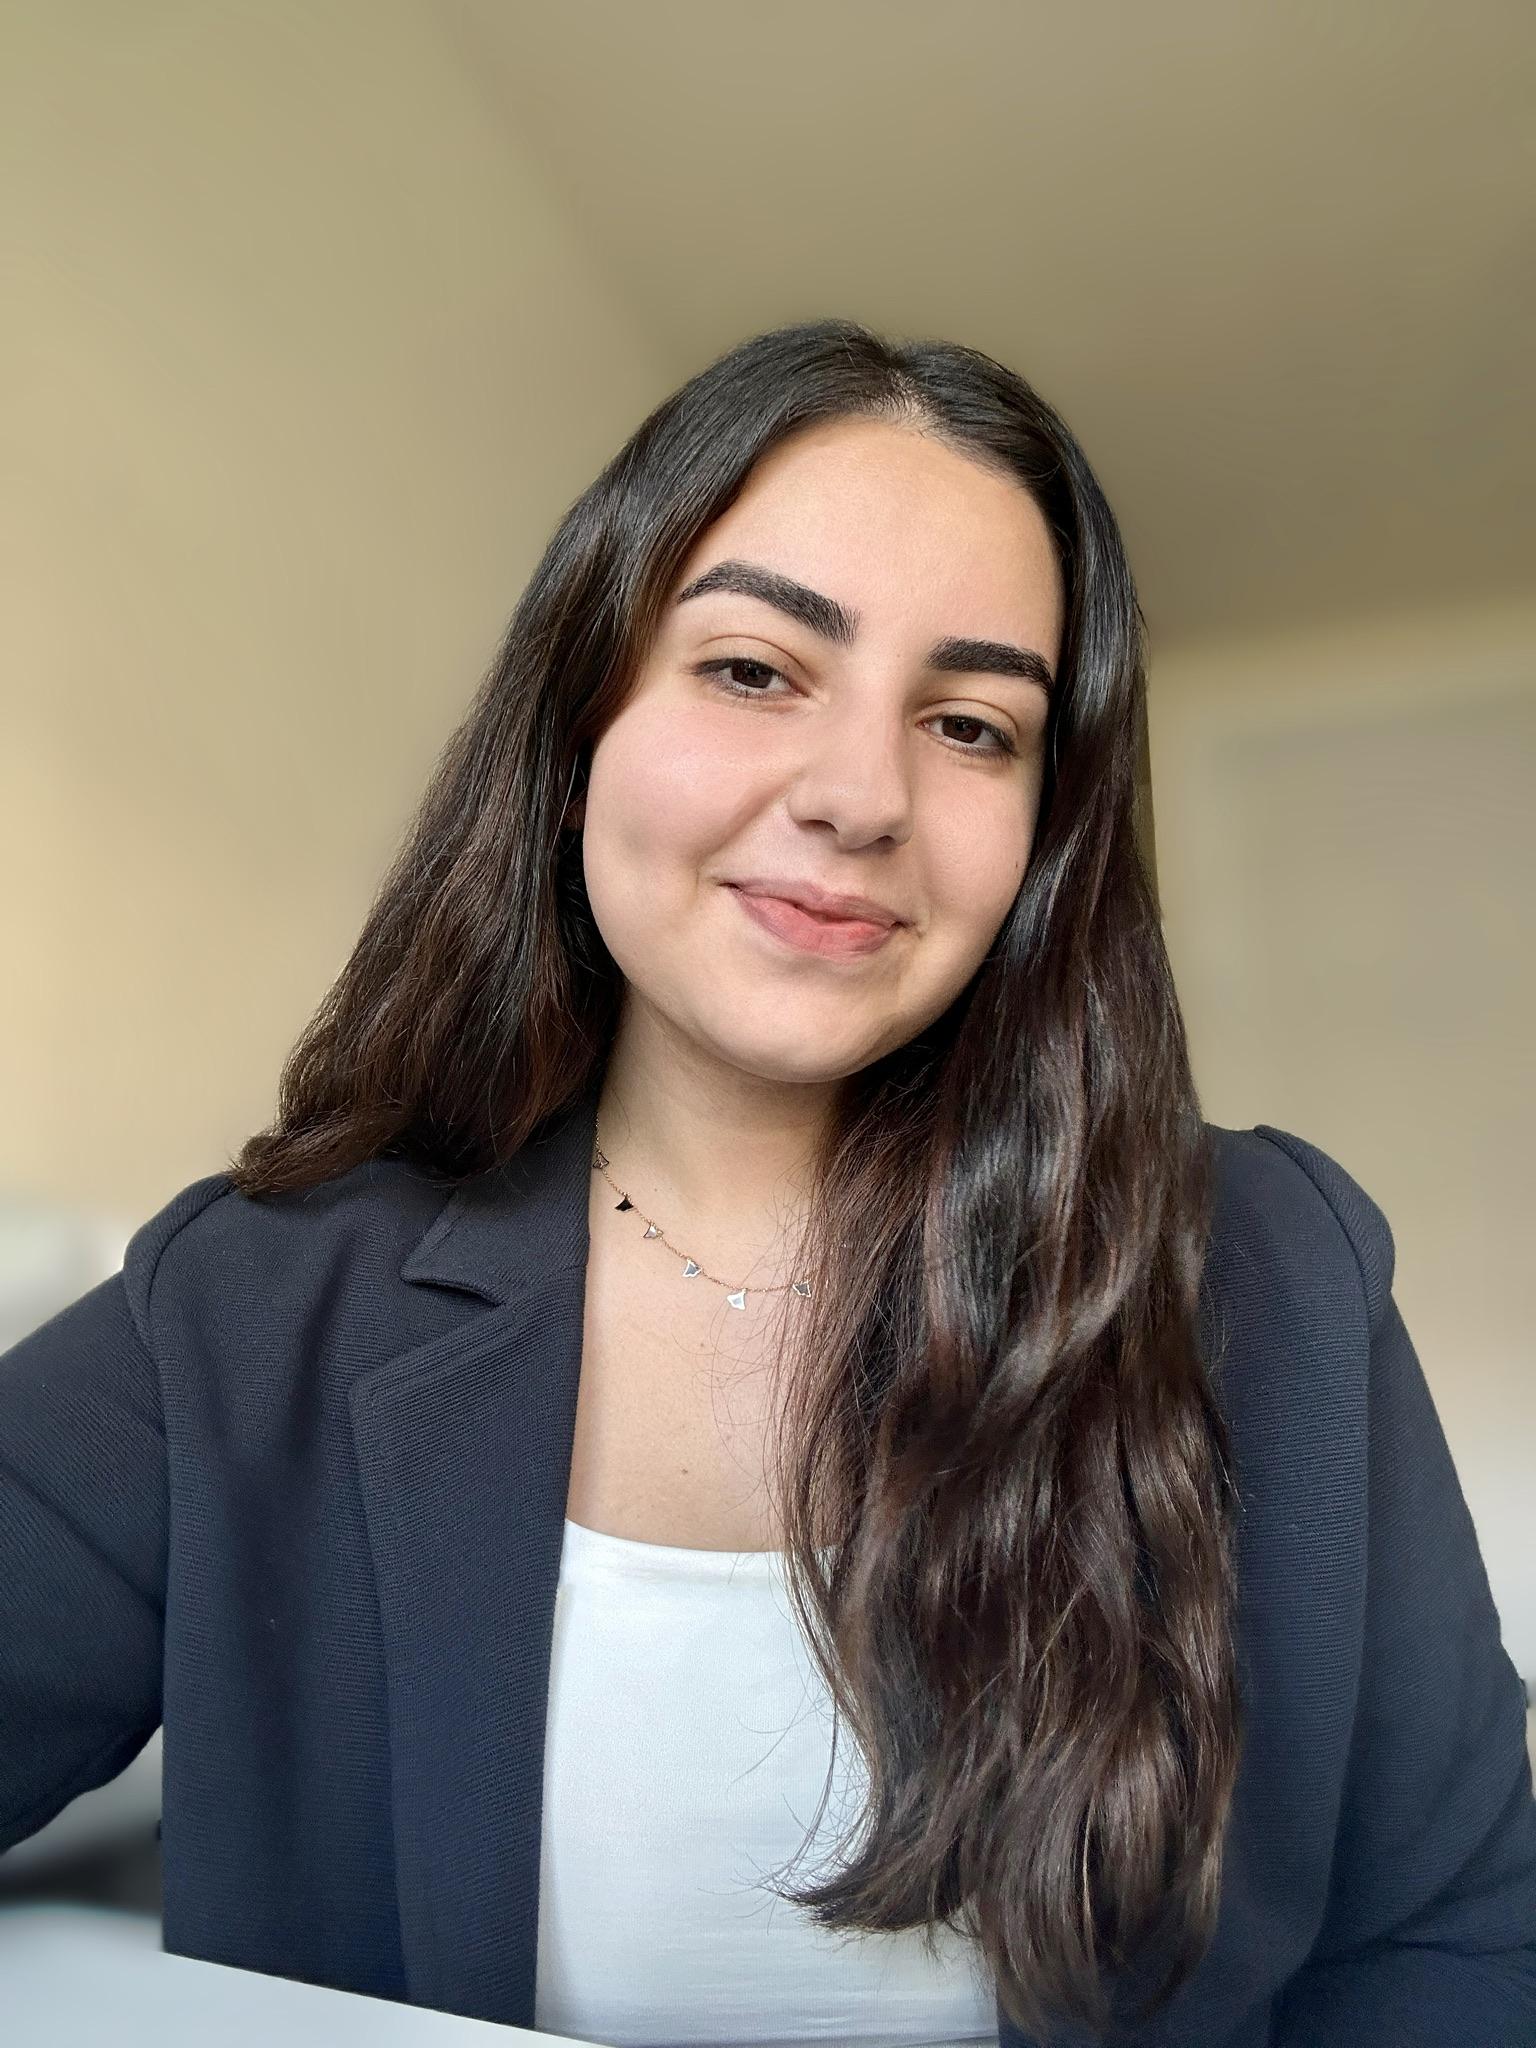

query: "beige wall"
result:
(0, 1), (668, 1215)
(1151, 597), (1536, 1676)
(4, 2), (1528, 1691)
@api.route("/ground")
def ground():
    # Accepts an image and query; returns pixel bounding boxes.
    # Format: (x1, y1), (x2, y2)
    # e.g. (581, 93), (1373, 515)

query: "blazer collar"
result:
(397, 1074), (603, 1306)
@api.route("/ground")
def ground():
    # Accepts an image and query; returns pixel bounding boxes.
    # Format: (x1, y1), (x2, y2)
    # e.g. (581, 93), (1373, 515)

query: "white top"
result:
(534, 1517), (1001, 2048)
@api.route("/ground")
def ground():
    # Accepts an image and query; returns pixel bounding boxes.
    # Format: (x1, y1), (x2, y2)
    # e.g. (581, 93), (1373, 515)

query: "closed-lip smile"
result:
(725, 877), (905, 927)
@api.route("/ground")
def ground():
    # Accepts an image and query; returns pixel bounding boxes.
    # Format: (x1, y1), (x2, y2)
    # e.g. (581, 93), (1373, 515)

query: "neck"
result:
(593, 1007), (836, 1265)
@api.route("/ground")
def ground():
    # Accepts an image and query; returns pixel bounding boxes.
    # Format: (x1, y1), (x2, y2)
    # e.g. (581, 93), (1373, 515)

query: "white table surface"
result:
(0, 1904), (605, 2047)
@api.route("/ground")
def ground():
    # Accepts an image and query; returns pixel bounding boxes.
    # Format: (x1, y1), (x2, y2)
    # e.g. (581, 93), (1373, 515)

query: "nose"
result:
(781, 712), (916, 850)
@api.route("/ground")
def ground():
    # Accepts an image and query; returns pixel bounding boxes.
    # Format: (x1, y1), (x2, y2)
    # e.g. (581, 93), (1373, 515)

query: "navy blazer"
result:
(2, 1083), (1534, 2047)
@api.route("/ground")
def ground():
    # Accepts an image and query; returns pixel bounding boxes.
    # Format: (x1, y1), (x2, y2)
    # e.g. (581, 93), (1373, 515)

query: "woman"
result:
(3, 319), (1532, 2048)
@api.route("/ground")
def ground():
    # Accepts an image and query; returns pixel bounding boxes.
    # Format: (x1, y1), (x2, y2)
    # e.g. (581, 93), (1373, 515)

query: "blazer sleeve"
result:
(0, 1172), (228, 1856)
(1256, 1128), (1536, 2046)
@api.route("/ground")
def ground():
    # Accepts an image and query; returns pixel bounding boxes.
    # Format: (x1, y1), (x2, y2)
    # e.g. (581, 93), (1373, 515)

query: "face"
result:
(571, 414), (1065, 1088)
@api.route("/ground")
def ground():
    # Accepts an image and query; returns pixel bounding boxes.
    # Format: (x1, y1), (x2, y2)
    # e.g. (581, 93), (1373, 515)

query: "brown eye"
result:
(694, 657), (790, 697)
(932, 713), (1017, 758)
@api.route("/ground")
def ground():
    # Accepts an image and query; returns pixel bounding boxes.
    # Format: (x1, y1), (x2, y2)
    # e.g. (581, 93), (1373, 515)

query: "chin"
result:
(695, 1021), (875, 1088)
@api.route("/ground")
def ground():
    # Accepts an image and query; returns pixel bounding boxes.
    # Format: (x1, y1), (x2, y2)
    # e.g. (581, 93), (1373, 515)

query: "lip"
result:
(726, 877), (905, 927)
(724, 883), (902, 960)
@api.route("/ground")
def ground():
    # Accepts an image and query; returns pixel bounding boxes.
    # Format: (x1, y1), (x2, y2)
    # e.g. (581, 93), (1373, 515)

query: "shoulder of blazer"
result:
(117, 1158), (458, 1357)
(1220, 1122), (1397, 1337)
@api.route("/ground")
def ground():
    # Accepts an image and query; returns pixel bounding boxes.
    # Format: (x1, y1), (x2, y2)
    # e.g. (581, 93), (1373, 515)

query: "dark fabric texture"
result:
(2, 1080), (1533, 2046)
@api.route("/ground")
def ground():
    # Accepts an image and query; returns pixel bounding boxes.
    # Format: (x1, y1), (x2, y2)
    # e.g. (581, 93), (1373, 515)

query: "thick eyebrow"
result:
(673, 556), (1055, 696)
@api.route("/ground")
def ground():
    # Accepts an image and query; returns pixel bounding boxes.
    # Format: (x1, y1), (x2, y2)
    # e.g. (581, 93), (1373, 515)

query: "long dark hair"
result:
(227, 318), (1239, 2043)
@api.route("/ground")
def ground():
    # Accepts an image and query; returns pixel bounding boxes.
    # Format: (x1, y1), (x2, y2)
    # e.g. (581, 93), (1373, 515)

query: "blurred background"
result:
(2, 0), (1532, 1944)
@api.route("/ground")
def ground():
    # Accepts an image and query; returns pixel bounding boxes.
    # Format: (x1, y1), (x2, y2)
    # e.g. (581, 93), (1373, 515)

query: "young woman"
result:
(3, 319), (1532, 2048)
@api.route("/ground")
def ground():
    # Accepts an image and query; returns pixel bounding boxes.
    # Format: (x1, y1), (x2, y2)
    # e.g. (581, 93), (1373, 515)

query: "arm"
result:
(0, 1176), (226, 1855)
(1259, 1129), (1536, 2045)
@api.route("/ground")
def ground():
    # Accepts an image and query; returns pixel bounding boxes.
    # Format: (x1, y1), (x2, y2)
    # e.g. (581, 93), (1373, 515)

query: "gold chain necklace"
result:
(591, 1130), (815, 1312)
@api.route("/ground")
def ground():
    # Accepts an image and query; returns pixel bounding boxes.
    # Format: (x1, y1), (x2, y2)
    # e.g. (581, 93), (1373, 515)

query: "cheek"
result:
(581, 721), (736, 921)
(928, 802), (1034, 925)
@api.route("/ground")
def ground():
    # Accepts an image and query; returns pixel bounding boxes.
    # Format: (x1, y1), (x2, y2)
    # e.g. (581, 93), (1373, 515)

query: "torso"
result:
(563, 1181), (801, 1554)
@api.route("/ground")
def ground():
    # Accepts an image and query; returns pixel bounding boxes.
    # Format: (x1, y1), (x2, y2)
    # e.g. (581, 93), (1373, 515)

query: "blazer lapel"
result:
(349, 1078), (601, 2028)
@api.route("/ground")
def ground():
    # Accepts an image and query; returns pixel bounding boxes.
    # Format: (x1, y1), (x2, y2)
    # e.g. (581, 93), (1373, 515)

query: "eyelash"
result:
(692, 657), (1019, 759)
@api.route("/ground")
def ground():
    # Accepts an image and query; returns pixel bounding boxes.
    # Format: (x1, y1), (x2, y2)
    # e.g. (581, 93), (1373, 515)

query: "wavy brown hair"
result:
(227, 317), (1240, 2043)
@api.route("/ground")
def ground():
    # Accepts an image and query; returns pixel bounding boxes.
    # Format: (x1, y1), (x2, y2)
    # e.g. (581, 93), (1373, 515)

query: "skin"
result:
(566, 413), (1065, 1294)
